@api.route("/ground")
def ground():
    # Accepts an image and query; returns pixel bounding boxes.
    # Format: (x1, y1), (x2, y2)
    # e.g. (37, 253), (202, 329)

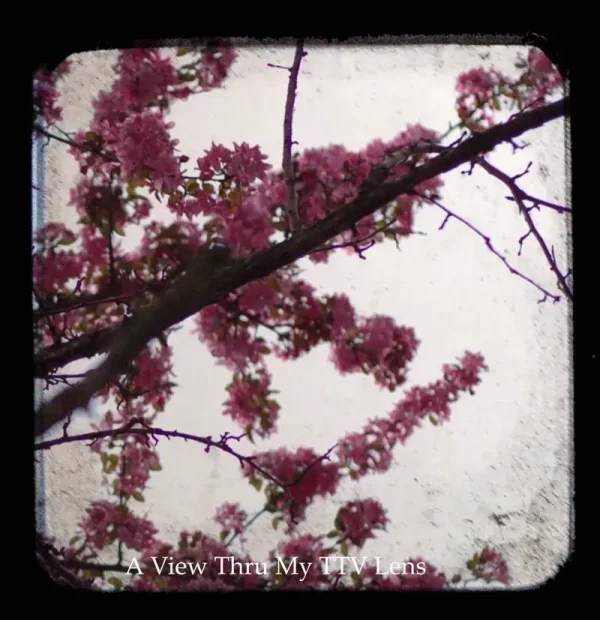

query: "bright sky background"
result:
(39, 43), (571, 588)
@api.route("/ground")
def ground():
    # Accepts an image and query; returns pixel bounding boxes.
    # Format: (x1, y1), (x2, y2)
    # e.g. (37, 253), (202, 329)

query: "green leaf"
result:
(177, 47), (192, 56)
(108, 576), (123, 589)
(85, 131), (97, 142)
(429, 415), (438, 426)
(351, 571), (360, 583)
(59, 237), (76, 246)
(133, 491), (145, 502)
(250, 477), (263, 492)
(150, 463), (162, 472)
(113, 226), (126, 237)
(69, 536), (80, 545)
(326, 530), (339, 539)
(258, 415), (270, 433)
(219, 530), (228, 540)
(340, 542), (349, 557)
(272, 517), (281, 530)
(176, 70), (197, 82)
(451, 574), (461, 584)
(185, 179), (200, 194)
(83, 568), (105, 579)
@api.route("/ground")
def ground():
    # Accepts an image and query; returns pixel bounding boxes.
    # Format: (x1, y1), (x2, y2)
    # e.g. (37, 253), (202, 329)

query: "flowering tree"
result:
(33, 41), (569, 591)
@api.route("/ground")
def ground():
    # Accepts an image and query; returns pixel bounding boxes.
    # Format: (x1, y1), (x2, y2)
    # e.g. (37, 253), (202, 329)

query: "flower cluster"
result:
(223, 368), (280, 439)
(335, 499), (389, 548)
(336, 352), (488, 478)
(467, 546), (511, 585)
(455, 47), (563, 131)
(214, 502), (248, 539)
(244, 447), (340, 525)
(33, 60), (71, 128)
(80, 501), (157, 551)
(330, 314), (419, 391)
(119, 440), (161, 496)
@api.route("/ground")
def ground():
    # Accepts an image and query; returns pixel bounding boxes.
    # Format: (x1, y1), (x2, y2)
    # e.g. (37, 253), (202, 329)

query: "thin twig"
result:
(34, 420), (333, 504)
(32, 123), (118, 163)
(225, 508), (268, 548)
(475, 157), (573, 301)
(281, 39), (306, 233)
(419, 192), (561, 303)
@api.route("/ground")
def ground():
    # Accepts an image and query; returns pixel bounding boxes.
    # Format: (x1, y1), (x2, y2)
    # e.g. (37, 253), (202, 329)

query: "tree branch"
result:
(281, 39), (306, 232)
(421, 193), (562, 303)
(34, 97), (569, 437)
(32, 123), (119, 163)
(475, 157), (573, 301)
(35, 324), (120, 378)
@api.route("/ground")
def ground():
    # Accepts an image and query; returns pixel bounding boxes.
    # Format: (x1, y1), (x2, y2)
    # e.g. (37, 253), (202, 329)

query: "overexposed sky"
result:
(40, 44), (571, 588)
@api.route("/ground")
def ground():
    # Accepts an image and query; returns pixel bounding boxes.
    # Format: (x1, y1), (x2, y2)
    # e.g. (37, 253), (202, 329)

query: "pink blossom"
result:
(80, 501), (118, 548)
(272, 535), (329, 588)
(336, 351), (488, 478)
(119, 442), (160, 495)
(118, 512), (158, 551)
(197, 143), (232, 180)
(172, 191), (216, 219)
(198, 142), (270, 187)
(33, 224), (82, 294)
(390, 124), (441, 149)
(194, 305), (267, 370)
(528, 49), (554, 74)
(330, 315), (419, 391)
(523, 49), (563, 107)
(80, 501), (158, 552)
(456, 68), (502, 98)
(238, 281), (280, 315)
(116, 49), (178, 109)
(336, 499), (388, 547)
(221, 192), (274, 255)
(223, 369), (280, 438)
(32, 62), (70, 128)
(114, 110), (182, 193)
(196, 46), (237, 90)
(214, 502), (247, 536)
(244, 447), (340, 523)
(329, 294), (356, 338)
(136, 219), (204, 269)
(469, 547), (510, 584)
(228, 142), (272, 185)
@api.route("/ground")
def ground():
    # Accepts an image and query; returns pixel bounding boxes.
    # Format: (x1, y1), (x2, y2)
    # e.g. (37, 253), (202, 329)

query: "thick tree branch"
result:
(34, 97), (568, 437)
(35, 324), (120, 377)
(36, 533), (97, 590)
